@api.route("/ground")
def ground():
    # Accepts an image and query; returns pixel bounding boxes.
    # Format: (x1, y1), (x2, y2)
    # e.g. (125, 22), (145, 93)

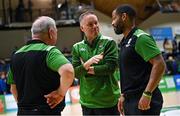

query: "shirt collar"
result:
(26, 39), (46, 45)
(123, 27), (137, 40)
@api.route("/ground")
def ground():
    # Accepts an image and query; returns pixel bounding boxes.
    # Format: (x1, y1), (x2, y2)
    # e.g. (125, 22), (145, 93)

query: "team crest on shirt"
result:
(80, 48), (86, 51)
(99, 44), (103, 48)
(126, 38), (132, 47)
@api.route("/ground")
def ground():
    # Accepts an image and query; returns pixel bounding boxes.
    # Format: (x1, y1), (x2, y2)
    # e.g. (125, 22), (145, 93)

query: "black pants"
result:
(123, 88), (163, 115)
(17, 105), (63, 115)
(81, 104), (119, 115)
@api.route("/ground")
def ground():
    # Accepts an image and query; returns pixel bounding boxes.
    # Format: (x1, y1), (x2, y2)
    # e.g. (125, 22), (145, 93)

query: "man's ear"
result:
(80, 25), (84, 32)
(122, 13), (127, 21)
(48, 28), (53, 39)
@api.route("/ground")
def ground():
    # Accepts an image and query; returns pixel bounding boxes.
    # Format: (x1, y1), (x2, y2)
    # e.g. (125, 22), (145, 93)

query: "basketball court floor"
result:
(3, 91), (180, 116)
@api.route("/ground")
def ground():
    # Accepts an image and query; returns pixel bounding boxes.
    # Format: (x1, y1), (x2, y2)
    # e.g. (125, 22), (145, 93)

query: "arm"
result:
(138, 54), (165, 110)
(72, 45), (87, 78)
(118, 94), (125, 116)
(88, 40), (118, 75)
(44, 63), (74, 109)
(7, 68), (18, 102)
(88, 63), (117, 75)
(44, 47), (74, 109)
(10, 84), (18, 102)
(72, 45), (103, 77)
(145, 54), (166, 92)
(135, 35), (166, 110)
(58, 63), (74, 97)
(135, 34), (166, 87)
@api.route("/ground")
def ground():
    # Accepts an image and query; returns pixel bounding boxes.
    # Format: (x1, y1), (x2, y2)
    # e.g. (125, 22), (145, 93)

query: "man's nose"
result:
(93, 23), (98, 28)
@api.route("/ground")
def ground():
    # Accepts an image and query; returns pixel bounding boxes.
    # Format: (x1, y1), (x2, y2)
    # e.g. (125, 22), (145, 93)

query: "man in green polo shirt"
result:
(7, 16), (74, 115)
(72, 11), (120, 115)
(112, 4), (166, 115)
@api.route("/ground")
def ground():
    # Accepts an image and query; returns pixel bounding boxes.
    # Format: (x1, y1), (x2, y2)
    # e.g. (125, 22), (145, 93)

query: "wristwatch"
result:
(143, 91), (152, 96)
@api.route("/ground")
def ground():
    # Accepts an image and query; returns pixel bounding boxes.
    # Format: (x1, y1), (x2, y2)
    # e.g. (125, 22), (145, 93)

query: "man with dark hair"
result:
(72, 11), (120, 115)
(7, 16), (74, 115)
(112, 4), (166, 115)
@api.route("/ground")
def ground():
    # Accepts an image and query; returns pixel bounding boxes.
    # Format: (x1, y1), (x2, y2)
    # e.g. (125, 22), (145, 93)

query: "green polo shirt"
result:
(7, 40), (69, 108)
(7, 40), (69, 84)
(119, 28), (161, 94)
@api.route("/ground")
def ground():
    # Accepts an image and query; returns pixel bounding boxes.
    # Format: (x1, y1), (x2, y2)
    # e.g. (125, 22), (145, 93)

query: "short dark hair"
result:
(79, 10), (96, 25)
(115, 4), (136, 20)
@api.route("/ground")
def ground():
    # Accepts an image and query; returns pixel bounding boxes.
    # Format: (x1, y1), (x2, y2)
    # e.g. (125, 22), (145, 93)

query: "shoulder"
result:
(134, 29), (155, 44)
(45, 45), (60, 54)
(45, 45), (56, 51)
(100, 35), (116, 45)
(101, 35), (114, 41)
(133, 29), (150, 38)
(73, 40), (85, 47)
(45, 45), (63, 57)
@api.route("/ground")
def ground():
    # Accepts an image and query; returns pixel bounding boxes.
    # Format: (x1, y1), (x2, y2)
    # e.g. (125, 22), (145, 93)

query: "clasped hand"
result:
(44, 90), (64, 109)
(138, 95), (151, 110)
(83, 53), (103, 71)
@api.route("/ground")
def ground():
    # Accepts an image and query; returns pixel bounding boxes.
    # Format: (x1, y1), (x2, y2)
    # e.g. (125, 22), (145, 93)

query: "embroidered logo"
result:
(125, 38), (132, 47)
(99, 45), (103, 48)
(80, 48), (86, 51)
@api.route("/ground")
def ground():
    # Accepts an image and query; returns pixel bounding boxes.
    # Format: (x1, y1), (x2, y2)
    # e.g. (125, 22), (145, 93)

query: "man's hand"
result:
(87, 66), (95, 74)
(45, 63), (74, 109)
(118, 94), (125, 116)
(138, 95), (151, 110)
(83, 53), (103, 70)
(44, 90), (64, 109)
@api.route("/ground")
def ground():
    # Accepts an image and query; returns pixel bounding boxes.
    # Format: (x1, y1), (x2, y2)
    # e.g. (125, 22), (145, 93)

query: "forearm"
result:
(74, 64), (87, 78)
(59, 64), (74, 96)
(145, 56), (166, 92)
(10, 84), (18, 102)
(59, 75), (74, 96)
(94, 62), (117, 75)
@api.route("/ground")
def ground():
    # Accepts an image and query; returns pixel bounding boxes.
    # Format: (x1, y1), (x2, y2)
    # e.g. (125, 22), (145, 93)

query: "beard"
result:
(113, 25), (123, 35)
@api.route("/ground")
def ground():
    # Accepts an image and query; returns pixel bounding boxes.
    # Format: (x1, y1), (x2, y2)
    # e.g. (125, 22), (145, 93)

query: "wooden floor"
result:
(62, 91), (180, 116)
(3, 91), (180, 116)
(162, 91), (180, 107)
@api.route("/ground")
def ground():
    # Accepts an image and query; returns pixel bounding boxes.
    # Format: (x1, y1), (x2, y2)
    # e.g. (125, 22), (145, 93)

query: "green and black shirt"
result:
(7, 40), (69, 110)
(119, 28), (161, 94)
(72, 33), (120, 108)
